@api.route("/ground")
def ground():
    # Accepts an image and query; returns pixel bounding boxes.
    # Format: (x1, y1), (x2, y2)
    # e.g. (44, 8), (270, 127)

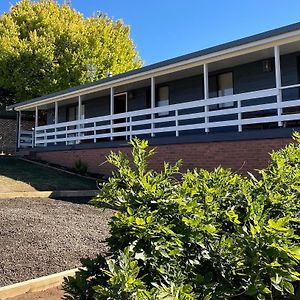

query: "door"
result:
(66, 104), (85, 144)
(114, 93), (127, 138)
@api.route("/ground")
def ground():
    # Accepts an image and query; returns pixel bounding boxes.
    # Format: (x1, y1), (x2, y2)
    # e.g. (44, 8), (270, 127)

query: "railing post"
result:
(175, 110), (179, 137)
(110, 87), (114, 141)
(94, 122), (97, 143)
(151, 77), (155, 137)
(129, 116), (132, 140)
(203, 64), (209, 133)
(274, 45), (282, 127)
(237, 100), (242, 132)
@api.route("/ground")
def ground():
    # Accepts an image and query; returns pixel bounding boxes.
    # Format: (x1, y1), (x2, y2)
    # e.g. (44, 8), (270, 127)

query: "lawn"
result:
(0, 156), (97, 191)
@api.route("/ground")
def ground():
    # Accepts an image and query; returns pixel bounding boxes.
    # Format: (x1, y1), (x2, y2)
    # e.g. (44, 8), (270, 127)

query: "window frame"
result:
(157, 86), (170, 116)
(209, 71), (235, 109)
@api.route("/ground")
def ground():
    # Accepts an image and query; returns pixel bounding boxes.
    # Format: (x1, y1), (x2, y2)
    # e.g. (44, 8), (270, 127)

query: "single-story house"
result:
(7, 22), (300, 174)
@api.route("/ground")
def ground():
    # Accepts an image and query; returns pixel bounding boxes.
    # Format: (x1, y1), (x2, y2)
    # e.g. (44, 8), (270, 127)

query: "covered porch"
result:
(15, 37), (300, 149)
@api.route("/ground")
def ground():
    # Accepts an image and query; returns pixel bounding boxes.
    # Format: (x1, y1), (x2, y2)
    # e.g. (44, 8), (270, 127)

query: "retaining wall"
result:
(34, 138), (291, 176)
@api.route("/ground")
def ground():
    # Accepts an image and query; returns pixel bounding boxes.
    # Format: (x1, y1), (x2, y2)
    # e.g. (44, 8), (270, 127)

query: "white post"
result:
(175, 110), (179, 137)
(110, 87), (114, 141)
(78, 96), (82, 121)
(151, 77), (155, 137)
(77, 95), (82, 144)
(203, 64), (209, 133)
(93, 121), (97, 143)
(237, 100), (242, 132)
(274, 45), (282, 127)
(35, 106), (38, 147)
(54, 102), (58, 145)
(35, 107), (38, 128)
(129, 116), (133, 140)
(54, 102), (58, 124)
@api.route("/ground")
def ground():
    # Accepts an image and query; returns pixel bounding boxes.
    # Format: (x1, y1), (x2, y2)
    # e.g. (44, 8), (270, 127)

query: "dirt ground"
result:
(0, 197), (113, 287)
(0, 175), (36, 192)
(8, 286), (64, 300)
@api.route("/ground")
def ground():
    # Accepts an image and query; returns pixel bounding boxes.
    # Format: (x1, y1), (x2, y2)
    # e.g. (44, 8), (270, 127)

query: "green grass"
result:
(0, 156), (97, 191)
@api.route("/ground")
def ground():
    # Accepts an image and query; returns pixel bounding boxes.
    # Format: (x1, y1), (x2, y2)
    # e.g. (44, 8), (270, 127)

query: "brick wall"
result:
(0, 118), (33, 153)
(35, 138), (292, 176)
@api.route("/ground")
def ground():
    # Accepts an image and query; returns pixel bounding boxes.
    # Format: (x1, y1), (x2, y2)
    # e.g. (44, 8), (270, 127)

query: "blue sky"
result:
(1, 1), (300, 66)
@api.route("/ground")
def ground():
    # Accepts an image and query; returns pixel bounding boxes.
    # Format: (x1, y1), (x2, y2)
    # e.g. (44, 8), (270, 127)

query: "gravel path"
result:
(0, 198), (113, 287)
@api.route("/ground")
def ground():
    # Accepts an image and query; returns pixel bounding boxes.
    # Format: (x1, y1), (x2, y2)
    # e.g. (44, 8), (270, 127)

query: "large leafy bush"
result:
(63, 136), (300, 299)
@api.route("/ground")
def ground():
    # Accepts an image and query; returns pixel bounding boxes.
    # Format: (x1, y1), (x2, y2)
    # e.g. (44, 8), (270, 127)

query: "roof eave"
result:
(7, 21), (300, 111)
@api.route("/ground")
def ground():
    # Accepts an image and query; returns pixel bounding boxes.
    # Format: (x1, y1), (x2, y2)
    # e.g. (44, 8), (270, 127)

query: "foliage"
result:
(63, 136), (300, 299)
(0, 0), (143, 107)
(74, 159), (88, 175)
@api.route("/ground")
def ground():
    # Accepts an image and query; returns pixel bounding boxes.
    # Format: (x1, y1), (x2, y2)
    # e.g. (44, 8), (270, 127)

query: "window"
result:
(67, 104), (85, 121)
(218, 72), (234, 108)
(209, 72), (234, 109)
(157, 86), (169, 116)
(66, 104), (85, 145)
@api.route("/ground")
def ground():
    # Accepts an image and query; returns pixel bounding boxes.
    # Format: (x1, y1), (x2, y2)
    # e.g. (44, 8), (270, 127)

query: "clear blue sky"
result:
(1, 1), (300, 66)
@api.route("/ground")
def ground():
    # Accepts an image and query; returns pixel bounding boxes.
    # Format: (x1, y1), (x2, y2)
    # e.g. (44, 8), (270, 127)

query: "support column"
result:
(54, 102), (58, 145)
(151, 77), (155, 137)
(16, 111), (21, 151)
(203, 64), (209, 133)
(77, 95), (82, 144)
(110, 87), (114, 140)
(54, 102), (58, 124)
(77, 95), (82, 121)
(35, 106), (38, 147)
(274, 45), (282, 127)
(35, 107), (38, 128)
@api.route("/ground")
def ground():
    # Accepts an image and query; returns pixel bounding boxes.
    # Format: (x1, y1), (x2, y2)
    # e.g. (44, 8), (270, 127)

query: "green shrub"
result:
(74, 159), (88, 175)
(63, 137), (300, 299)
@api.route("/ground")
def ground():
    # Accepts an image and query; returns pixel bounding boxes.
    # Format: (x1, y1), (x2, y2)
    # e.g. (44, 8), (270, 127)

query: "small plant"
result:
(74, 159), (88, 175)
(63, 137), (300, 299)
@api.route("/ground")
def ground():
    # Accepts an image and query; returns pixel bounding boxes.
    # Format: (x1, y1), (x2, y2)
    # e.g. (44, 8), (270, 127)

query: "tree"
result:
(0, 0), (143, 107)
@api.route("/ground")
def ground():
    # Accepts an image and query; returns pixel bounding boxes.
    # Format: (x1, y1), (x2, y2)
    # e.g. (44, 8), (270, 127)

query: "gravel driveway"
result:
(0, 198), (113, 287)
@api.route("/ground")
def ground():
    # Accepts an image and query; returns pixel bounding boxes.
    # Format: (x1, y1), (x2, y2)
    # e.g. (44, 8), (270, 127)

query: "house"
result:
(7, 22), (300, 174)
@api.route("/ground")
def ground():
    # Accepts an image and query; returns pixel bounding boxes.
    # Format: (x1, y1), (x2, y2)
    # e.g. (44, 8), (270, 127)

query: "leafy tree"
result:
(0, 0), (143, 107)
(63, 136), (300, 299)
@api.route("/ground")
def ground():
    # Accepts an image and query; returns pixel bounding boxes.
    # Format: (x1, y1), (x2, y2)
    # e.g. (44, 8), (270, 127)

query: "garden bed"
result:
(0, 197), (113, 287)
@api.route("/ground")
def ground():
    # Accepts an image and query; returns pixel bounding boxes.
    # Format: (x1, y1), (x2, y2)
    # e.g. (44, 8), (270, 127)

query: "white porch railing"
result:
(20, 130), (34, 148)
(34, 86), (300, 146)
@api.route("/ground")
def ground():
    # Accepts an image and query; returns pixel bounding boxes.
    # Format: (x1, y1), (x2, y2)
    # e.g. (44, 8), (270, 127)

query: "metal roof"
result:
(7, 21), (300, 110)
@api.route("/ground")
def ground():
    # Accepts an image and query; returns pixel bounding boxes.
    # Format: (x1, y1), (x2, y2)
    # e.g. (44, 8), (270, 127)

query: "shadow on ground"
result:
(0, 156), (97, 191)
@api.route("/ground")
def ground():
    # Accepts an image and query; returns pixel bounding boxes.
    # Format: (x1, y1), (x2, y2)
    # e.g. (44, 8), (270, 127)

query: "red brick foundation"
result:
(35, 138), (292, 176)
